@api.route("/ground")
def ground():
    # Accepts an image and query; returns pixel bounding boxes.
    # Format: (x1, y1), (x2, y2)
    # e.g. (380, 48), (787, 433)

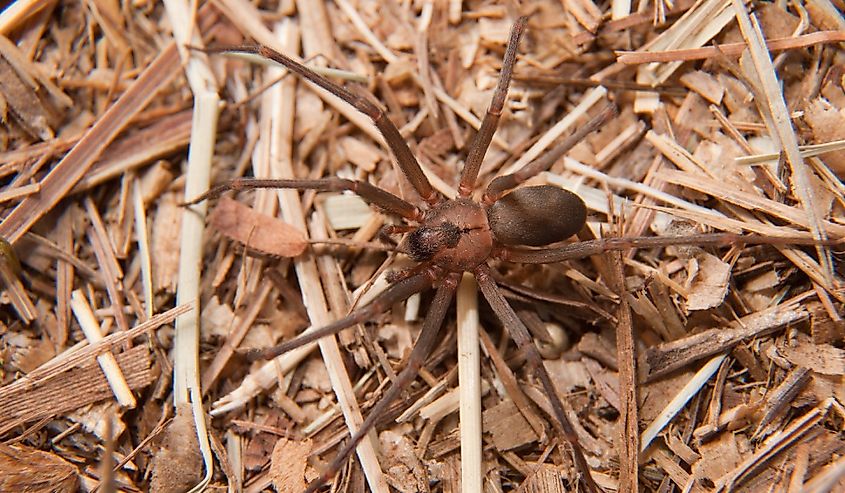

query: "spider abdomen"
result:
(488, 185), (586, 246)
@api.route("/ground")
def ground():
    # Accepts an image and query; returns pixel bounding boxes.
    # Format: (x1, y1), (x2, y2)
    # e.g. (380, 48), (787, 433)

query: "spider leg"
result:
(458, 16), (527, 197)
(475, 264), (600, 493)
(207, 44), (439, 205)
(250, 271), (434, 361)
(303, 273), (460, 493)
(183, 177), (422, 221)
(484, 103), (616, 204)
(500, 232), (842, 264)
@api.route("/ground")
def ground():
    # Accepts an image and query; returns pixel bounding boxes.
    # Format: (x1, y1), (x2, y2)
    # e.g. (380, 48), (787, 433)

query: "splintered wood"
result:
(0, 1), (843, 492)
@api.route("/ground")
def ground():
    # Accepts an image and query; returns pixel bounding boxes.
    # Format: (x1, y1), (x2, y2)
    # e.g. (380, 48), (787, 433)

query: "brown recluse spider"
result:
(187, 17), (839, 493)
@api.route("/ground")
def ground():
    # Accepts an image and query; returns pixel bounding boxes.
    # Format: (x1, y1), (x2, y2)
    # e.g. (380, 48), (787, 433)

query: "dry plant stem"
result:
(85, 198), (130, 334)
(456, 273), (483, 491)
(616, 30), (845, 64)
(69, 290), (136, 408)
(206, 44), (438, 204)
(458, 17), (526, 197)
(131, 182), (154, 319)
(0, 256), (35, 322)
(731, 1), (834, 284)
(163, 0), (219, 490)
(606, 251), (638, 493)
(0, 44), (180, 244)
(475, 266), (599, 493)
(303, 278), (458, 493)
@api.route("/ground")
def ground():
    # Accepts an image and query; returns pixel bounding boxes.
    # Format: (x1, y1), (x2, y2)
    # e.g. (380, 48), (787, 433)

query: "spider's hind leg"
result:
(475, 264), (601, 493)
(250, 270), (434, 361)
(302, 274), (460, 493)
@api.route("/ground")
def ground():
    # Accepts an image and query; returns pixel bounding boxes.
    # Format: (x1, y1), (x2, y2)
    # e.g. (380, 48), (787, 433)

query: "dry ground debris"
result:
(0, 0), (843, 492)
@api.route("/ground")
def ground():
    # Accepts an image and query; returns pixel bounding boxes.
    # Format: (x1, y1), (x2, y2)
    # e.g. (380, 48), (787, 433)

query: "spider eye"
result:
(488, 185), (586, 246)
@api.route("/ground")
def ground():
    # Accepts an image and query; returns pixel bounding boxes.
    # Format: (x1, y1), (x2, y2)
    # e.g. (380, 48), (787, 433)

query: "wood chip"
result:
(482, 400), (539, 451)
(0, 443), (77, 493)
(778, 341), (845, 376)
(269, 437), (312, 493)
(684, 252), (731, 311)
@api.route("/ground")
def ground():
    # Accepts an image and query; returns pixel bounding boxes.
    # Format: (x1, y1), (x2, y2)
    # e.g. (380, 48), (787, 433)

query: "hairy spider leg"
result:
(303, 275), (459, 493)
(458, 16), (527, 197)
(484, 103), (617, 204)
(206, 44), (439, 205)
(183, 177), (421, 221)
(475, 265), (601, 493)
(501, 232), (844, 264)
(250, 271), (434, 360)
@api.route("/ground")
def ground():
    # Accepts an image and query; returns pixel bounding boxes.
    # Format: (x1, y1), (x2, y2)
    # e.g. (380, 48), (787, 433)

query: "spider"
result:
(188, 16), (836, 493)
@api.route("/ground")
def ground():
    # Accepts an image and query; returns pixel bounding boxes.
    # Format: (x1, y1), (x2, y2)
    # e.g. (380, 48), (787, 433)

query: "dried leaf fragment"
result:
(685, 253), (731, 311)
(209, 196), (307, 257)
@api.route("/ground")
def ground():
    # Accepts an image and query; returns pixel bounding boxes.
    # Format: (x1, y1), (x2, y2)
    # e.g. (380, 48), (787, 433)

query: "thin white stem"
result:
(457, 272), (482, 492)
(163, 0), (219, 490)
(70, 290), (136, 408)
(131, 182), (154, 319)
(641, 354), (728, 452)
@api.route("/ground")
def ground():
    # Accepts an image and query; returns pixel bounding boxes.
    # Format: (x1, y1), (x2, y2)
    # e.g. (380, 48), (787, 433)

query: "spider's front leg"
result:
(201, 43), (439, 205)
(182, 176), (422, 221)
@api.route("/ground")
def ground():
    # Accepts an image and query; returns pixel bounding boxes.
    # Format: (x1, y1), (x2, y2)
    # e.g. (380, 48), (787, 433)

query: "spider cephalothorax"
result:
(406, 199), (492, 270)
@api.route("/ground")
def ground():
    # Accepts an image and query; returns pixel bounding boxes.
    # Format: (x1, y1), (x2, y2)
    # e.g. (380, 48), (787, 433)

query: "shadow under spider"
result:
(187, 16), (839, 493)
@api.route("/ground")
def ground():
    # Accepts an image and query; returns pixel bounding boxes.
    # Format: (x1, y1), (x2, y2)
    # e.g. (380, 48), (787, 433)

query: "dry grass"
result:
(0, 1), (843, 492)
